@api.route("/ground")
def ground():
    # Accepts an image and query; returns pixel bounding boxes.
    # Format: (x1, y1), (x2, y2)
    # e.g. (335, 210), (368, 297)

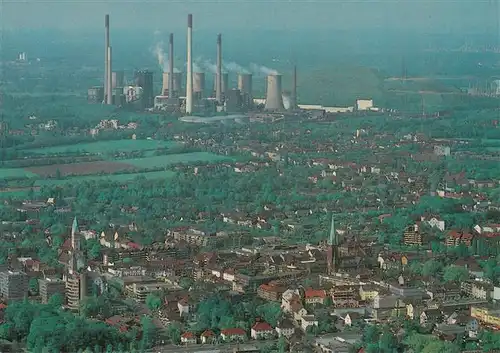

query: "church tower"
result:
(326, 214), (340, 275)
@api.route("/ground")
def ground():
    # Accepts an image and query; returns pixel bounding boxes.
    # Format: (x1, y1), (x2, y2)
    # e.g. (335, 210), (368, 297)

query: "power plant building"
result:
(193, 72), (205, 100)
(225, 89), (242, 112)
(162, 72), (182, 97)
(264, 74), (284, 111)
(213, 73), (228, 99)
(111, 71), (124, 89)
(238, 73), (253, 108)
(135, 70), (154, 108)
(87, 86), (104, 103)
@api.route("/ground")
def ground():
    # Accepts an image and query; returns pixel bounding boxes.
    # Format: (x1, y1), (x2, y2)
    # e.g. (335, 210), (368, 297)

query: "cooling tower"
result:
(162, 72), (183, 97)
(185, 14), (194, 114)
(216, 34), (222, 103)
(168, 33), (174, 97)
(238, 73), (253, 108)
(265, 74), (284, 111)
(213, 73), (228, 97)
(106, 46), (113, 105)
(111, 71), (124, 89)
(104, 14), (109, 102)
(291, 65), (297, 110)
(193, 72), (205, 100)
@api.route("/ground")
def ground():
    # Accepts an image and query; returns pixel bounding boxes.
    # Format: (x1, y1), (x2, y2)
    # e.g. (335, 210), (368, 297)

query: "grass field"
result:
(122, 152), (230, 169)
(25, 139), (179, 155)
(0, 169), (38, 178)
(34, 170), (176, 186)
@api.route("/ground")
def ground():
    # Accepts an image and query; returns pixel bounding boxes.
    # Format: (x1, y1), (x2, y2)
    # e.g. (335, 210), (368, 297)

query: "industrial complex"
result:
(88, 13), (377, 118)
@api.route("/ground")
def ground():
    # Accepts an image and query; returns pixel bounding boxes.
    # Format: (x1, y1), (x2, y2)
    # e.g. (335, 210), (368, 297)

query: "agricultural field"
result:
(34, 170), (176, 186)
(26, 161), (136, 177)
(24, 139), (180, 156)
(0, 168), (38, 179)
(121, 152), (231, 169)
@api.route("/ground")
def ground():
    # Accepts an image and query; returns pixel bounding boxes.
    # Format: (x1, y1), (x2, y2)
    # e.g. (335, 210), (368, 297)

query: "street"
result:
(150, 340), (278, 353)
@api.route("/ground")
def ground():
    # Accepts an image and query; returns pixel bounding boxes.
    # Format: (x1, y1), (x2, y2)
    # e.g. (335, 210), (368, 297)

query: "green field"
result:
(34, 170), (176, 186)
(0, 169), (38, 178)
(122, 152), (230, 168)
(24, 139), (180, 155)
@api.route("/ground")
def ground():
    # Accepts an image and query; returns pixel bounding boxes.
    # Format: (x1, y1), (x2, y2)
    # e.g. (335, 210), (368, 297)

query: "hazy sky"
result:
(1, 0), (498, 34)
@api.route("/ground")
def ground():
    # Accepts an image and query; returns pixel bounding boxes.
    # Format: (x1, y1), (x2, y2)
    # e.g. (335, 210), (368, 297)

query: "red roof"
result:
(304, 288), (326, 299)
(252, 322), (273, 331)
(221, 328), (246, 336)
(0, 303), (8, 309)
(181, 332), (195, 339)
(127, 242), (141, 249)
(201, 330), (215, 337)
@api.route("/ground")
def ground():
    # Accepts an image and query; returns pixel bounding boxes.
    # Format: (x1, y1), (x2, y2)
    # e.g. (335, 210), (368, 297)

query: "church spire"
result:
(328, 214), (337, 246)
(71, 216), (80, 252)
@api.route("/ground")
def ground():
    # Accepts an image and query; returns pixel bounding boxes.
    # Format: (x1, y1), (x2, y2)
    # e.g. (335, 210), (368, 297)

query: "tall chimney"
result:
(106, 46), (113, 104)
(168, 33), (174, 98)
(104, 14), (110, 102)
(291, 65), (297, 110)
(264, 74), (284, 111)
(185, 14), (194, 114)
(216, 34), (222, 103)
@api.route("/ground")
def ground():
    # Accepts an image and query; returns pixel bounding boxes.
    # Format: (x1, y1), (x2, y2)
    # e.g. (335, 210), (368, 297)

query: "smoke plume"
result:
(224, 61), (249, 74)
(250, 63), (279, 76)
(152, 41), (180, 73)
(203, 60), (217, 74)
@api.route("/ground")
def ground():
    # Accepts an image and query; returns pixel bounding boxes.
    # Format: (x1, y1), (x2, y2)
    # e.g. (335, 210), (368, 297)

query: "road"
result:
(149, 340), (278, 353)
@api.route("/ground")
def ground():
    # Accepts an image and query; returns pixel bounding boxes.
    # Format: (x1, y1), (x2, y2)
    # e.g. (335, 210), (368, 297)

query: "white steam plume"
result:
(203, 60), (217, 74)
(152, 41), (180, 73)
(250, 63), (279, 76)
(223, 61), (249, 74)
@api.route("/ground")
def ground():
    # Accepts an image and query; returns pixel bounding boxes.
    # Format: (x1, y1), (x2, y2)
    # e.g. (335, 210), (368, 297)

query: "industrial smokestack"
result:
(291, 65), (297, 110)
(193, 72), (205, 100)
(104, 14), (110, 102)
(264, 74), (284, 111)
(216, 34), (222, 103)
(168, 33), (174, 98)
(185, 14), (194, 114)
(213, 72), (228, 97)
(106, 46), (113, 104)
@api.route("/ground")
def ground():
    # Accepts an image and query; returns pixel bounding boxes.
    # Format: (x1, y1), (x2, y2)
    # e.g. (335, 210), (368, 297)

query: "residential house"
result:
(371, 295), (406, 320)
(251, 322), (275, 339)
(420, 308), (442, 325)
(257, 283), (285, 302)
(403, 224), (422, 246)
(304, 288), (327, 305)
(421, 215), (445, 232)
(200, 330), (215, 344)
(282, 289), (301, 312)
(292, 303), (308, 322)
(359, 285), (379, 301)
(471, 282), (493, 300)
(181, 332), (197, 344)
(342, 312), (362, 327)
(301, 315), (318, 332)
(220, 328), (247, 342)
(275, 319), (295, 338)
(446, 230), (473, 247)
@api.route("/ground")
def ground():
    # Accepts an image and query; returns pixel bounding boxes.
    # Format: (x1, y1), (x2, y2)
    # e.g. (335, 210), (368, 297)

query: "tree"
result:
(166, 322), (181, 345)
(145, 293), (162, 311)
(422, 260), (443, 277)
(178, 277), (193, 290)
(29, 278), (39, 296)
(140, 316), (157, 351)
(48, 293), (64, 308)
(443, 265), (469, 283)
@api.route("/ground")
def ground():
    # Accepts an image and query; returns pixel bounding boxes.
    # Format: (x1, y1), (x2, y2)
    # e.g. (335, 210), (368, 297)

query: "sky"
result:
(1, 0), (498, 35)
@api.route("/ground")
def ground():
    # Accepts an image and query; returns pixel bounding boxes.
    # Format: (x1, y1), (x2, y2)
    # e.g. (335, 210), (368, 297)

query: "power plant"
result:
(264, 74), (285, 111)
(193, 72), (205, 100)
(185, 14), (194, 114)
(216, 34), (223, 103)
(89, 12), (309, 117)
(162, 72), (182, 97)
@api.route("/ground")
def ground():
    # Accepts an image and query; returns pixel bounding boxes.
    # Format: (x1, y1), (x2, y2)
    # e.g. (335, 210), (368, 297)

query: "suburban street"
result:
(149, 340), (278, 353)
